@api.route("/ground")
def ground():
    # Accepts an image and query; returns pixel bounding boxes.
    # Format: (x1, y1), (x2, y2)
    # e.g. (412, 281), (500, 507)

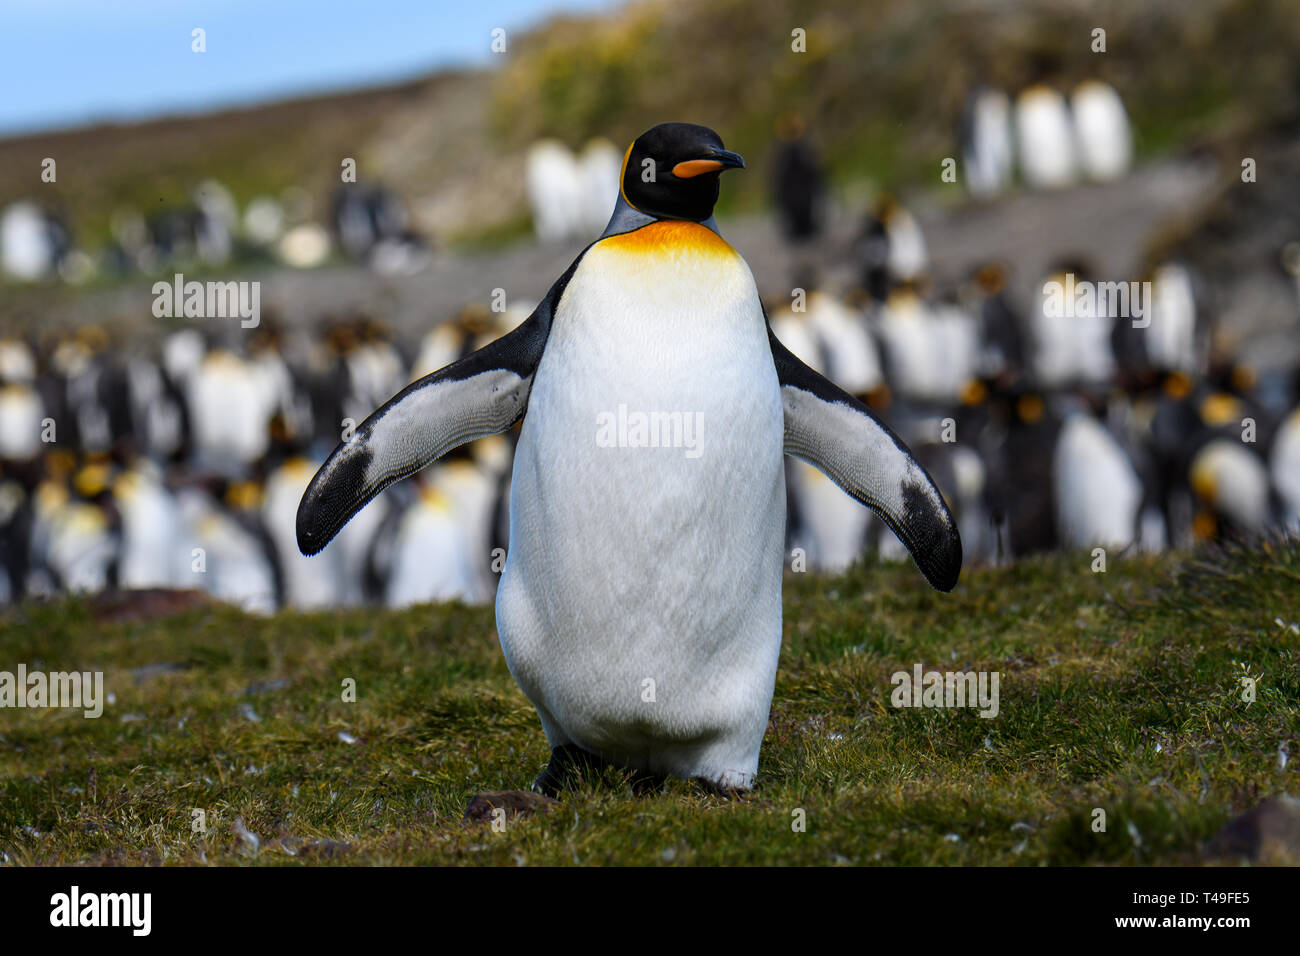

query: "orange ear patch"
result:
(672, 159), (725, 178)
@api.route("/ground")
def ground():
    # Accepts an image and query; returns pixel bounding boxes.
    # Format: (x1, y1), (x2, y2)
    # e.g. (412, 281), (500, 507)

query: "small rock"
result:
(91, 588), (214, 623)
(129, 662), (189, 684)
(244, 678), (290, 695)
(463, 790), (559, 825)
(297, 838), (352, 859)
(1206, 794), (1300, 865)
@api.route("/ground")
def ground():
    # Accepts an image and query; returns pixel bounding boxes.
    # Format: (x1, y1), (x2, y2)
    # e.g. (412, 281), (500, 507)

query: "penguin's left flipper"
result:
(296, 315), (547, 556)
(770, 328), (962, 591)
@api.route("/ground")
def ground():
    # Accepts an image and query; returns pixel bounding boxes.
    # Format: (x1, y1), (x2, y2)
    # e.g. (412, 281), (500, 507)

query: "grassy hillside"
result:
(1, 541), (1296, 866)
(484, 0), (1300, 208)
(2, 0), (1297, 251)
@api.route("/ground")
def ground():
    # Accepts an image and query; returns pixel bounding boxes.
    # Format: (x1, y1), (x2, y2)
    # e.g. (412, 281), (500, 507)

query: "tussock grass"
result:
(1, 543), (1296, 865)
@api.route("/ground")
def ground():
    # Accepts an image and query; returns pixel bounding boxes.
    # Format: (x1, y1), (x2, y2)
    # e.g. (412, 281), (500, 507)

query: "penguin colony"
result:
(961, 78), (1133, 198)
(4, 102), (1300, 610)
(1, 179), (429, 285)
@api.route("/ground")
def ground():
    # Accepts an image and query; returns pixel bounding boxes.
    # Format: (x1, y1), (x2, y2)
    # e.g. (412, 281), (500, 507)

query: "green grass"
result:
(1, 541), (1296, 866)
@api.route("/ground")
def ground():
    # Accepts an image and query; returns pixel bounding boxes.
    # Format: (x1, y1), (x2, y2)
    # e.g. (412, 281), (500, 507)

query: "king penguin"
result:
(296, 123), (961, 793)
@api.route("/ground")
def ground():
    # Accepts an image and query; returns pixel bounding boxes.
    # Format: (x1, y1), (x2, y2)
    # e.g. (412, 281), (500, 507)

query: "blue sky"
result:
(0, 0), (624, 136)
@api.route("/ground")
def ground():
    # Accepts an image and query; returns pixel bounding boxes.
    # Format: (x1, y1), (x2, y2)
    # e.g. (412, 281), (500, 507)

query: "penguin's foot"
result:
(692, 776), (752, 800)
(532, 744), (665, 798)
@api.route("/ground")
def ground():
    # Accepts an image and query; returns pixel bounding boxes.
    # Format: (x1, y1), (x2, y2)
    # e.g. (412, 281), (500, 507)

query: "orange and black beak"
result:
(672, 147), (745, 179)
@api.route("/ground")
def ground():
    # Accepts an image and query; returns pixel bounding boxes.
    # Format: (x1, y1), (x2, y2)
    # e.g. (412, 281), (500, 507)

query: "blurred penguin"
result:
(984, 387), (1063, 559)
(175, 481), (278, 614)
(42, 458), (119, 595)
(384, 451), (488, 609)
(806, 289), (883, 398)
(263, 451), (344, 610)
(525, 140), (584, 244)
(960, 87), (1014, 199)
(966, 262), (1025, 386)
(1151, 370), (1271, 545)
(1070, 80), (1132, 183)
(1, 201), (70, 281)
(1189, 438), (1272, 541)
(113, 458), (183, 589)
(771, 113), (827, 243)
(1029, 260), (1115, 389)
(577, 138), (623, 235)
(856, 194), (928, 303)
(0, 337), (37, 384)
(1113, 261), (1203, 382)
(875, 281), (978, 406)
(125, 347), (187, 461)
(1015, 83), (1077, 189)
(0, 375), (44, 464)
(187, 347), (278, 475)
(343, 317), (405, 424)
(0, 472), (32, 602)
(1053, 402), (1144, 550)
(51, 326), (130, 454)
(1271, 372), (1300, 529)
(192, 180), (237, 266)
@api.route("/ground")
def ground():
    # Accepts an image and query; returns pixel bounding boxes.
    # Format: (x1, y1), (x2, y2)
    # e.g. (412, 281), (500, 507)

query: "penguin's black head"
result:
(621, 123), (745, 222)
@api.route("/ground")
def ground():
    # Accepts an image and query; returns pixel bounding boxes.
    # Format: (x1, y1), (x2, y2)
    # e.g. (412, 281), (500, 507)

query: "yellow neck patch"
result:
(600, 220), (736, 258)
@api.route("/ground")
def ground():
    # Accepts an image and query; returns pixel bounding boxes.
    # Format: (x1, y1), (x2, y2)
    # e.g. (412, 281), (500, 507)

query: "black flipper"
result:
(296, 255), (586, 556)
(769, 326), (962, 591)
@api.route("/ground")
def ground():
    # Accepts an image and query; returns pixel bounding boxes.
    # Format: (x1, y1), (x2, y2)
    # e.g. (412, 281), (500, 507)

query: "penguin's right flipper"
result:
(298, 250), (596, 556)
(770, 327), (962, 591)
(296, 322), (539, 555)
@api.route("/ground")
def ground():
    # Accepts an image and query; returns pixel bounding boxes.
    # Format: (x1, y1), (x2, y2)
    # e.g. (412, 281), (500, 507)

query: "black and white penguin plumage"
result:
(856, 195), (929, 303)
(296, 123), (960, 793)
(980, 386), (1063, 559)
(875, 283), (979, 406)
(960, 87), (1014, 199)
(967, 263), (1025, 386)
